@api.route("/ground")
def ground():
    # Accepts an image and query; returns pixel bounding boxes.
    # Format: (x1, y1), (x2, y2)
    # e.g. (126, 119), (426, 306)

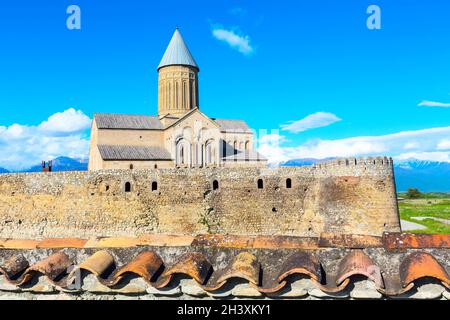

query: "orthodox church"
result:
(88, 28), (266, 171)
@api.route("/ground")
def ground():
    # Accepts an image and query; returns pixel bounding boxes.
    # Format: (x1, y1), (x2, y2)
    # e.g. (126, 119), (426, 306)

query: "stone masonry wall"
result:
(0, 157), (400, 239)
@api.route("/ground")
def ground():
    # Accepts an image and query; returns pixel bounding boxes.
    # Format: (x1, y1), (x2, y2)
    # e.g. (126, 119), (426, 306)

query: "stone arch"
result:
(176, 137), (191, 166)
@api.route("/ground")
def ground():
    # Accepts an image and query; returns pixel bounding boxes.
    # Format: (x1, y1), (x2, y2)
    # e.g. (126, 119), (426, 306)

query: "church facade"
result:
(88, 29), (267, 171)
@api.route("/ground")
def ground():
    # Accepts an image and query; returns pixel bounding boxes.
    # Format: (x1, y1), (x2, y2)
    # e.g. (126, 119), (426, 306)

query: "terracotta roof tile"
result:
(155, 253), (212, 288)
(215, 252), (261, 286)
(0, 254), (29, 280)
(0, 233), (449, 299)
(111, 251), (163, 285)
(77, 250), (115, 278)
(277, 252), (322, 283)
(336, 250), (384, 289)
(400, 251), (449, 288)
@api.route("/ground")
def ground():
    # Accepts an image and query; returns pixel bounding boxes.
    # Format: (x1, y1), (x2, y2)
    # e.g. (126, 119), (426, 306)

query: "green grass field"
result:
(397, 192), (450, 234)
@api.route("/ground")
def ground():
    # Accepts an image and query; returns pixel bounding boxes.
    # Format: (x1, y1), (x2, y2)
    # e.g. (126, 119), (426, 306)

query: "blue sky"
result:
(0, 0), (450, 169)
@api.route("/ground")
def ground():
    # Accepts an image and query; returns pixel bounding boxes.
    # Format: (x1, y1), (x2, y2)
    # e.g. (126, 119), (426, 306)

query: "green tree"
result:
(406, 188), (422, 199)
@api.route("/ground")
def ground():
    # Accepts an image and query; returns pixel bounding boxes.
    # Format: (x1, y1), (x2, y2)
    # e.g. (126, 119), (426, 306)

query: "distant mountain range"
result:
(0, 157), (88, 174)
(282, 158), (450, 192)
(1, 156), (449, 192)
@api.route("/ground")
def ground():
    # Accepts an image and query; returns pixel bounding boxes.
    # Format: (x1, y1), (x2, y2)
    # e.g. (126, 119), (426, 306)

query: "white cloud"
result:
(0, 108), (91, 170)
(39, 108), (91, 134)
(437, 139), (450, 150)
(257, 126), (450, 165)
(255, 133), (290, 165)
(212, 27), (254, 55)
(403, 141), (420, 150)
(281, 112), (342, 133)
(418, 100), (450, 107)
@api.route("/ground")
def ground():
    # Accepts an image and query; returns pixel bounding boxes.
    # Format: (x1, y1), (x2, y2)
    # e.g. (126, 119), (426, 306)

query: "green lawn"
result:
(398, 193), (450, 234)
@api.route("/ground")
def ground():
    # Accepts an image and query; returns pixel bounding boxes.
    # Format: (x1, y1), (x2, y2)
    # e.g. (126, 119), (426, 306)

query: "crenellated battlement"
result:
(313, 156), (394, 169)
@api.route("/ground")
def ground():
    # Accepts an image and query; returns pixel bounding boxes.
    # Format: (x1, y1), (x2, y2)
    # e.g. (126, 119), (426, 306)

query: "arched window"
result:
(212, 180), (219, 190)
(125, 182), (131, 193)
(233, 141), (238, 155)
(257, 179), (264, 189)
(180, 146), (185, 164)
(245, 141), (250, 151)
(286, 178), (292, 189)
(152, 181), (158, 191)
(129, 164), (134, 170)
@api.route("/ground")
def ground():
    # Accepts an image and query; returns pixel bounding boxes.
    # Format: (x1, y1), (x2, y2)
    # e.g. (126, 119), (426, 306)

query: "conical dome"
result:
(158, 28), (199, 71)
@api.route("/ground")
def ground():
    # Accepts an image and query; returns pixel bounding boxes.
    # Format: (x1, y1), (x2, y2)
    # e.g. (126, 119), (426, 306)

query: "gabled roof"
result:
(98, 145), (172, 161)
(213, 119), (253, 133)
(94, 114), (164, 130)
(158, 28), (199, 71)
(164, 108), (221, 130)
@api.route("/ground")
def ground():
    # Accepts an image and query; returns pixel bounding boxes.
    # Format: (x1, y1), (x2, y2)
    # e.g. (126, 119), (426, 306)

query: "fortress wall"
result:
(0, 157), (400, 239)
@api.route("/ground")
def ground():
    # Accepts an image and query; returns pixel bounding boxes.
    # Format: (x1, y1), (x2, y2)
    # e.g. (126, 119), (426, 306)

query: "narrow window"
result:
(154, 164), (158, 169)
(257, 179), (264, 189)
(222, 141), (226, 157)
(152, 181), (158, 191)
(125, 182), (131, 193)
(180, 146), (185, 164)
(129, 164), (134, 170)
(286, 178), (292, 189)
(175, 81), (179, 107)
(213, 180), (219, 190)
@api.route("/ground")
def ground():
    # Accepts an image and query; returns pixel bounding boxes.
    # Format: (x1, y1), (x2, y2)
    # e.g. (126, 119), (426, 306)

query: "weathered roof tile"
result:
(98, 144), (172, 161)
(95, 114), (164, 130)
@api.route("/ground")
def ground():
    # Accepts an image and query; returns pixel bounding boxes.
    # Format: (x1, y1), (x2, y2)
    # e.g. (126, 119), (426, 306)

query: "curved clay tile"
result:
(27, 251), (72, 284)
(0, 254), (29, 281)
(336, 250), (384, 289)
(108, 251), (164, 286)
(277, 252), (322, 283)
(154, 252), (212, 288)
(6, 251), (72, 286)
(312, 278), (351, 293)
(216, 252), (261, 286)
(253, 281), (287, 294)
(76, 250), (115, 279)
(400, 251), (450, 288)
